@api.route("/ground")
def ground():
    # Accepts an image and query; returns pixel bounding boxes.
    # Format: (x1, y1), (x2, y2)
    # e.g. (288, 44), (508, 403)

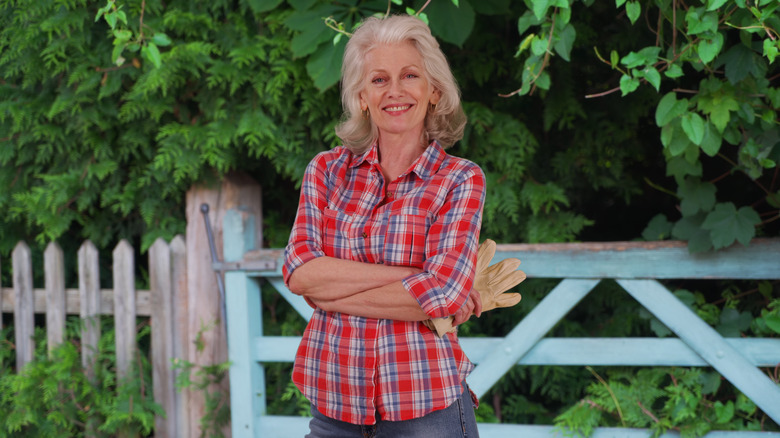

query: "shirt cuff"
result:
(282, 243), (324, 287)
(403, 273), (454, 319)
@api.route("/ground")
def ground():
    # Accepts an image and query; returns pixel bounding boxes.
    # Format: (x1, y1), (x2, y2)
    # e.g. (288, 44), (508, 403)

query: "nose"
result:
(388, 79), (403, 97)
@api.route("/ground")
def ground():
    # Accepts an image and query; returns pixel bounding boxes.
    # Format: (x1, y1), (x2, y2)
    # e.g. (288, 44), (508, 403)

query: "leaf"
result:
(531, 35), (548, 56)
(288, 0), (317, 9)
(708, 97), (738, 133)
(625, 1), (641, 24)
(426, 0), (475, 47)
(306, 33), (346, 90)
(105, 11), (118, 29)
(289, 21), (333, 57)
(686, 8), (718, 35)
(665, 63), (684, 78)
(246, 0), (285, 13)
(621, 46), (661, 68)
(706, 0), (729, 10)
(284, 5), (339, 31)
(713, 401), (735, 424)
(616, 0), (627, 7)
(619, 74), (640, 96)
(142, 43), (161, 68)
(666, 156), (702, 183)
(765, 314), (780, 334)
(678, 178), (716, 216)
(553, 23), (576, 62)
(699, 372), (721, 395)
(697, 32), (724, 64)
(661, 121), (692, 156)
(764, 38), (779, 63)
(701, 203), (760, 248)
(151, 33), (172, 47)
(768, 190), (780, 208)
(681, 112), (705, 145)
(517, 11), (543, 35)
(672, 214), (713, 253)
(655, 92), (688, 127)
(643, 67), (661, 91)
(532, 0), (553, 20)
(699, 122), (722, 156)
(720, 44), (763, 84)
(642, 214), (673, 241)
(717, 308), (752, 337)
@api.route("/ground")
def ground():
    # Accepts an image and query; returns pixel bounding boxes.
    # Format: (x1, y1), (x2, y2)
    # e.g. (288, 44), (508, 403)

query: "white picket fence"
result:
(0, 237), (188, 437)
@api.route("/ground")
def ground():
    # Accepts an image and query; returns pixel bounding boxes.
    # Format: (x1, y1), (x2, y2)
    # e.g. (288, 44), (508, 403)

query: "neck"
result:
(377, 131), (428, 182)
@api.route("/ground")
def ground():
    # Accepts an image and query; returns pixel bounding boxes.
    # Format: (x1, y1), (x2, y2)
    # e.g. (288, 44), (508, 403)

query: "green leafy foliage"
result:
(0, 319), (161, 437)
(0, 0), (340, 255)
(2, 1), (779, 434)
(510, 0), (779, 252)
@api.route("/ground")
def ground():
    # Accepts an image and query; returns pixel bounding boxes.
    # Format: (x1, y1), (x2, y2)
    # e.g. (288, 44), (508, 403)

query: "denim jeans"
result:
(305, 382), (479, 438)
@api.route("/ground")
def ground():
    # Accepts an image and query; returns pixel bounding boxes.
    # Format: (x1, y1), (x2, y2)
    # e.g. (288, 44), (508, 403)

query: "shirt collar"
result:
(349, 140), (446, 179)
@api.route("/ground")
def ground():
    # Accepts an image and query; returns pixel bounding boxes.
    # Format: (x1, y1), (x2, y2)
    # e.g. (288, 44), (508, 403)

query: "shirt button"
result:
(387, 191), (394, 198)
(362, 232), (368, 238)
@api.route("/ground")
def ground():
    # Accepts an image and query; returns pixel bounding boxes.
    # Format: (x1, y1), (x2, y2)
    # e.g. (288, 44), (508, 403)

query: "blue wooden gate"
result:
(222, 209), (780, 437)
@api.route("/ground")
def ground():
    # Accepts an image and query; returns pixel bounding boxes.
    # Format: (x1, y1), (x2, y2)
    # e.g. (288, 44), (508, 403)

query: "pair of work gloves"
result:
(423, 239), (526, 337)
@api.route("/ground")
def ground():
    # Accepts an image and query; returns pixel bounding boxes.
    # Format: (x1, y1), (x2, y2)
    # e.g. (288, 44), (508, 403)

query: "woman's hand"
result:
(452, 288), (482, 326)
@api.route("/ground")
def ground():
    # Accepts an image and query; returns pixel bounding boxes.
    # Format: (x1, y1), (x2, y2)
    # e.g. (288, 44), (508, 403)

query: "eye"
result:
(371, 77), (386, 84)
(405, 73), (418, 79)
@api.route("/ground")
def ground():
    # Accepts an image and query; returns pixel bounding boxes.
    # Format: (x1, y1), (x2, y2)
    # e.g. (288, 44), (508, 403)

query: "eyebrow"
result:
(367, 65), (422, 75)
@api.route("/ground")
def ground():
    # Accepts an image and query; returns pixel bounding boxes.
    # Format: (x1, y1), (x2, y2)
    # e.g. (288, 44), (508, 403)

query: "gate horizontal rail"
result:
(221, 220), (780, 438)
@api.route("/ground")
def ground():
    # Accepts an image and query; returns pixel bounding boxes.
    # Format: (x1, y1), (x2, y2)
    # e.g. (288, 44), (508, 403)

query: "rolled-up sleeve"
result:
(282, 154), (330, 286)
(403, 165), (486, 319)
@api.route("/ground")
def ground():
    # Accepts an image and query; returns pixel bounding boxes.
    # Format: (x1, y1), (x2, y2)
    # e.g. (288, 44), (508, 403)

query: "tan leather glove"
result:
(423, 239), (526, 337)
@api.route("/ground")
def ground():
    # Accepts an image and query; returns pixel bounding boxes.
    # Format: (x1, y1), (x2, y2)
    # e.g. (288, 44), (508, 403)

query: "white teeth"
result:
(385, 105), (410, 111)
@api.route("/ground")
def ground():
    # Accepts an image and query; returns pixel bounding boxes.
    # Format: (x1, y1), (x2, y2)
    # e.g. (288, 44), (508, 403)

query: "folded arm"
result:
(287, 255), (421, 301)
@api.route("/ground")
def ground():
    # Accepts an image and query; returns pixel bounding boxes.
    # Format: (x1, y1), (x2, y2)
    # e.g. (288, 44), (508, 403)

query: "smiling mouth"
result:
(385, 105), (412, 112)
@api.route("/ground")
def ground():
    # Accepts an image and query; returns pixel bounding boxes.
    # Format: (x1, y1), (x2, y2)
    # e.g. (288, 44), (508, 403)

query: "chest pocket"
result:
(383, 208), (433, 266)
(321, 207), (354, 259)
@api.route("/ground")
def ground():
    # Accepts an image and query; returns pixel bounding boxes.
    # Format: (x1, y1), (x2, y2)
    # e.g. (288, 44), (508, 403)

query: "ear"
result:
(430, 88), (441, 106)
(359, 93), (367, 112)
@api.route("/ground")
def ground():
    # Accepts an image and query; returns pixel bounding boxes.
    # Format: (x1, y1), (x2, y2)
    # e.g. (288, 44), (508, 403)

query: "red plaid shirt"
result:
(283, 141), (485, 425)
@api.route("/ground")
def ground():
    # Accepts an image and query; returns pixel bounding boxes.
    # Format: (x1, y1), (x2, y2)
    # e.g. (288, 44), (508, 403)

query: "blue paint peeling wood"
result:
(255, 336), (780, 368)
(222, 231), (780, 438)
(619, 279), (780, 425)
(467, 279), (600, 398)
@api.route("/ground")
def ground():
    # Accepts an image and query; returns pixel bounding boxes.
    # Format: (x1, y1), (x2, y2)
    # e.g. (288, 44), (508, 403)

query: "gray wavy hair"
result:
(334, 15), (467, 154)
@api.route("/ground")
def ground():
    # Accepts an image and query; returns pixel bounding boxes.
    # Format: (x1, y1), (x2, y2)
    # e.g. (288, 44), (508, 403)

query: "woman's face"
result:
(359, 42), (440, 143)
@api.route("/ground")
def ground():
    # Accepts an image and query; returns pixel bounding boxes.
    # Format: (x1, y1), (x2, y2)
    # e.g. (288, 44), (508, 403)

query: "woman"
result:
(283, 14), (484, 437)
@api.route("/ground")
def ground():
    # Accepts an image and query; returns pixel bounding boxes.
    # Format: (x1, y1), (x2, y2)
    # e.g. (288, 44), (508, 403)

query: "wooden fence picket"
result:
(113, 240), (136, 380)
(13, 241), (34, 370)
(2, 236), (189, 436)
(44, 242), (66, 355)
(150, 238), (176, 438)
(78, 240), (101, 378)
(169, 235), (191, 438)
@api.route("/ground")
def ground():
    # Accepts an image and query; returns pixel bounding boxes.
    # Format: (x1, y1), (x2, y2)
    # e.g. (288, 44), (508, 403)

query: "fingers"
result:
(495, 292), (522, 308)
(475, 239), (496, 273)
(472, 289), (483, 318)
(452, 305), (471, 326)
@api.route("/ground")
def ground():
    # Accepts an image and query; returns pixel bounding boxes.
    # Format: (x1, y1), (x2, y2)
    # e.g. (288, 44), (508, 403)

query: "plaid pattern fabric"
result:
(283, 141), (485, 425)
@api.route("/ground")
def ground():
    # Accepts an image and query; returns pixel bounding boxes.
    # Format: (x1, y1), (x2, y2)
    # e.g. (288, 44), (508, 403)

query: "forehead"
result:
(364, 42), (423, 71)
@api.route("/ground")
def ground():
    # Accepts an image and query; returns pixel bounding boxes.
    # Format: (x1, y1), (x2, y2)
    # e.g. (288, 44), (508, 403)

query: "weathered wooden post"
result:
(185, 172), (263, 436)
(13, 241), (34, 370)
(113, 240), (136, 380)
(78, 240), (101, 378)
(45, 242), (66, 355)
